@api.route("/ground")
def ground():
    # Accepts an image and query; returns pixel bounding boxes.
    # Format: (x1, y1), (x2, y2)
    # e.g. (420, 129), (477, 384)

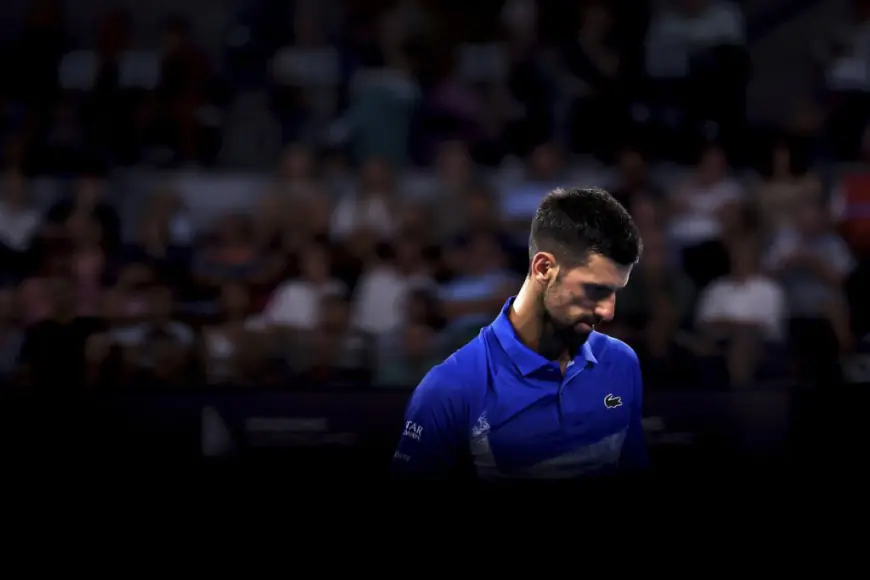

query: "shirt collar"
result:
(491, 297), (598, 377)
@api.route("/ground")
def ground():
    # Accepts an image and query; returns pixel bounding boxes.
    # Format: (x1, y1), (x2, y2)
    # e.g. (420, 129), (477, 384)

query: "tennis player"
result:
(391, 187), (646, 480)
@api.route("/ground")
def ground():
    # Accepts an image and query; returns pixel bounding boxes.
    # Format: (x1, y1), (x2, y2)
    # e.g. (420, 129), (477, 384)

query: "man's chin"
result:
(574, 321), (594, 335)
(554, 326), (592, 348)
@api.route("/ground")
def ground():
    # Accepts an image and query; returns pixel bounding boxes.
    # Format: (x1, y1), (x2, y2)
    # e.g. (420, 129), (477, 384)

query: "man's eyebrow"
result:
(584, 282), (621, 292)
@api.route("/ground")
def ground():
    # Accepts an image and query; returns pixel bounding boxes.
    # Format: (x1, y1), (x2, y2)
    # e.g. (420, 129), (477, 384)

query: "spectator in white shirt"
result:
(262, 242), (345, 331)
(109, 284), (195, 382)
(331, 157), (396, 241)
(668, 143), (745, 288)
(0, 171), (41, 277)
(695, 237), (786, 385)
(200, 282), (273, 385)
(646, 0), (745, 80)
(764, 198), (854, 385)
(352, 235), (435, 336)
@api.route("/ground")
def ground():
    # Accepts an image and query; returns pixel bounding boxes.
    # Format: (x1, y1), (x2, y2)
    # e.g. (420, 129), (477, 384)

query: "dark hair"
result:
(529, 187), (642, 268)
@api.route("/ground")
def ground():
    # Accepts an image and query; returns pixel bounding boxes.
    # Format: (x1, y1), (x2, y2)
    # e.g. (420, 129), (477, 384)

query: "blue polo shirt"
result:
(392, 298), (647, 479)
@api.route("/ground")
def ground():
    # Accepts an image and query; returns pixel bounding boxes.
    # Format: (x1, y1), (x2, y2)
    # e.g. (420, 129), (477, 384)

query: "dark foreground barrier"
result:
(3, 385), (867, 478)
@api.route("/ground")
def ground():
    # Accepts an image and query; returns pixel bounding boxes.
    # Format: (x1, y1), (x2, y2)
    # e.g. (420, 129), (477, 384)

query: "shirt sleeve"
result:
(390, 362), (468, 477)
(619, 353), (648, 471)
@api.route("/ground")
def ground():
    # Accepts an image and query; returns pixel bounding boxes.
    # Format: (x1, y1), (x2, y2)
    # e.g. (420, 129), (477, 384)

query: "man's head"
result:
(528, 188), (642, 347)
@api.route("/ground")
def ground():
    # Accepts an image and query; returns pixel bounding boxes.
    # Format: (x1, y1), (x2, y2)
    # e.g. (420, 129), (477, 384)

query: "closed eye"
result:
(583, 284), (617, 302)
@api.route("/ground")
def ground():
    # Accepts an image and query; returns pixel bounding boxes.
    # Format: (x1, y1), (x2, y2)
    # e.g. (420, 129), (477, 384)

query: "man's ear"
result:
(530, 252), (558, 285)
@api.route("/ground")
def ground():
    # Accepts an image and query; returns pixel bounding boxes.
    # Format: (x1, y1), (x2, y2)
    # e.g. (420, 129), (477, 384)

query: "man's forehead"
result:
(561, 254), (632, 287)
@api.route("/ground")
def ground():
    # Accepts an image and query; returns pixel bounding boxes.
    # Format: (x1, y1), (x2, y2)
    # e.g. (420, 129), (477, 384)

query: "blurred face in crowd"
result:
(217, 214), (253, 247)
(257, 193), (290, 232)
(346, 228), (378, 261)
(360, 158), (394, 195)
(404, 324), (433, 359)
(630, 196), (659, 233)
(771, 145), (793, 178)
(139, 214), (168, 248)
(696, 146), (727, 186)
(770, 144), (794, 179)
(395, 235), (425, 272)
(466, 187), (496, 228)
(293, 10), (326, 48)
(406, 290), (432, 325)
(618, 149), (647, 188)
(148, 286), (174, 324)
(300, 243), (331, 283)
(220, 282), (249, 320)
(102, 289), (126, 323)
(794, 200), (826, 236)
(45, 247), (73, 277)
(678, 0), (708, 16)
(320, 294), (350, 332)
(638, 230), (669, 274)
(377, 10), (406, 57)
(150, 187), (181, 220)
(279, 144), (314, 181)
(3, 171), (28, 206)
(67, 216), (102, 248)
(97, 10), (130, 57)
(730, 240), (760, 279)
(579, 3), (612, 39)
(535, 252), (632, 347)
(151, 335), (186, 378)
(464, 232), (505, 275)
(397, 201), (429, 235)
(75, 176), (105, 207)
(118, 263), (153, 290)
(301, 193), (332, 237)
(164, 19), (190, 53)
(49, 277), (77, 318)
(528, 143), (562, 181)
(437, 141), (473, 187)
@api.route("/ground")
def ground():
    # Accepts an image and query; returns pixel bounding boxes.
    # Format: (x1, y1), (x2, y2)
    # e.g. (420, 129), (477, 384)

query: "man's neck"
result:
(509, 279), (543, 351)
(509, 279), (573, 364)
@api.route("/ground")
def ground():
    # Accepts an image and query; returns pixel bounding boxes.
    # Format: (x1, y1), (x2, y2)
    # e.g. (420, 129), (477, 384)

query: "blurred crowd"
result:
(1, 0), (870, 392)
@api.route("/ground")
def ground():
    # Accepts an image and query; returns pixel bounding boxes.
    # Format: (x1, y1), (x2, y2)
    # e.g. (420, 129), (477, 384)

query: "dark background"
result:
(1, 0), (870, 478)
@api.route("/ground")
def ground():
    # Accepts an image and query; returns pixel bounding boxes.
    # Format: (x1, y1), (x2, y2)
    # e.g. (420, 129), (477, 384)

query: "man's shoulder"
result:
(588, 332), (640, 368)
(414, 334), (489, 400)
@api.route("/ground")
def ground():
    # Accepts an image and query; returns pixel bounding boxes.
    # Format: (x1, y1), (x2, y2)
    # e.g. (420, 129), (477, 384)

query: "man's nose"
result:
(594, 295), (616, 323)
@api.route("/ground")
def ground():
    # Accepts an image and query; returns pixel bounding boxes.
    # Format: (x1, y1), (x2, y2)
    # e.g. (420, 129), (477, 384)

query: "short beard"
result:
(538, 296), (592, 361)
